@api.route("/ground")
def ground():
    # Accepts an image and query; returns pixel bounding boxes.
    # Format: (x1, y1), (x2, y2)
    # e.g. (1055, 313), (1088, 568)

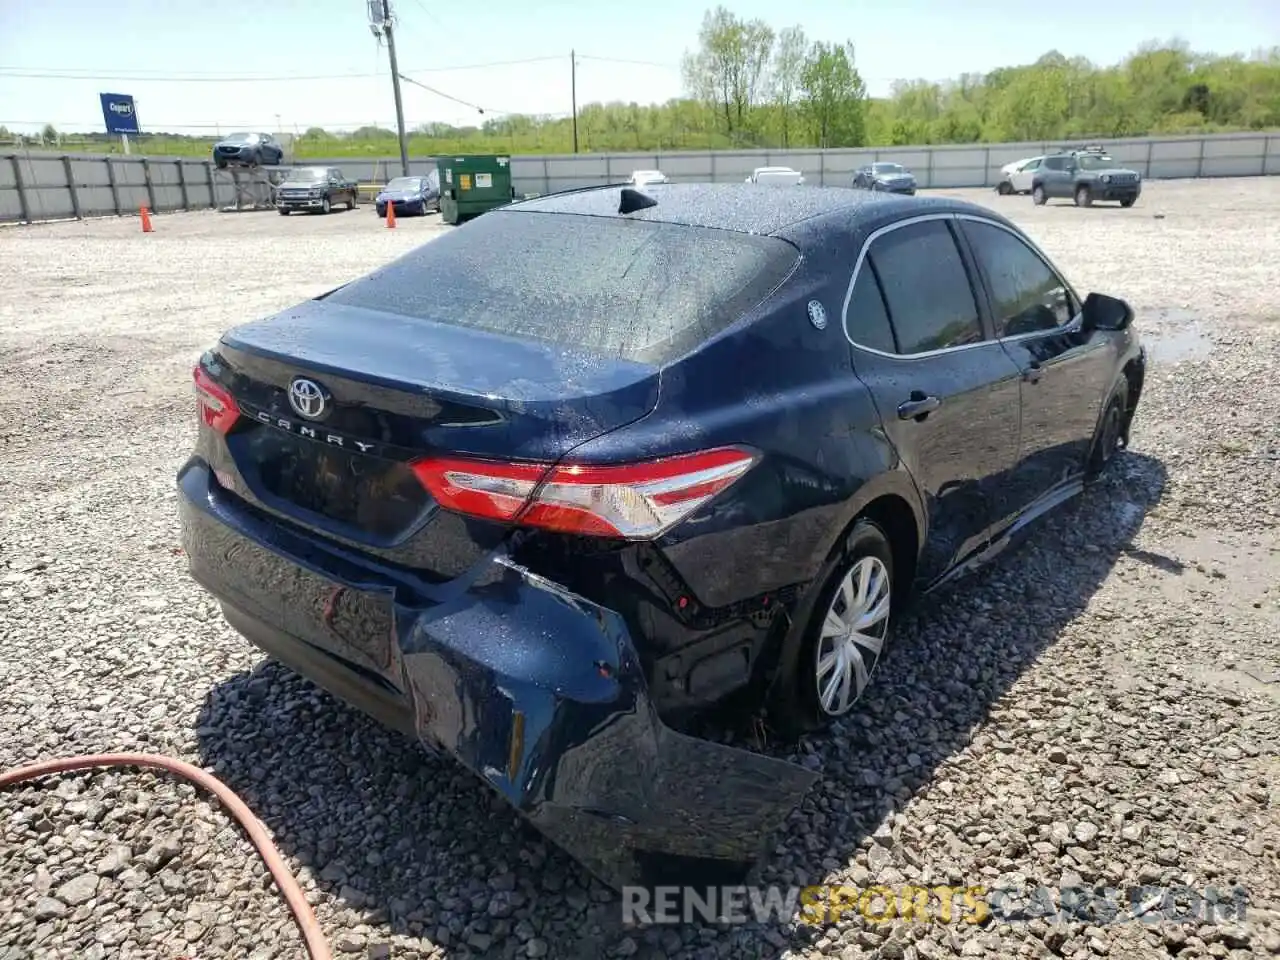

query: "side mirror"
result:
(1082, 292), (1133, 332)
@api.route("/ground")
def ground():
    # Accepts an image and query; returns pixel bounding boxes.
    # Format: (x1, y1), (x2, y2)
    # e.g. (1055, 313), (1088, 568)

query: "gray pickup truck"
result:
(275, 166), (359, 215)
(1031, 148), (1142, 208)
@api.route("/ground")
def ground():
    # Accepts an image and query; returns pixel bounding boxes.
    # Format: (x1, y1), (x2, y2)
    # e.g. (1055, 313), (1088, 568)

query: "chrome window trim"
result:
(840, 211), (1081, 359)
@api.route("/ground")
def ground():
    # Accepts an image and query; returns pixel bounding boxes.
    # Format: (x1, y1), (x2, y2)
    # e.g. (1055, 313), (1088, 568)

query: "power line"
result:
(575, 54), (680, 70)
(396, 73), (491, 115)
(0, 56), (563, 83)
(405, 0), (445, 30)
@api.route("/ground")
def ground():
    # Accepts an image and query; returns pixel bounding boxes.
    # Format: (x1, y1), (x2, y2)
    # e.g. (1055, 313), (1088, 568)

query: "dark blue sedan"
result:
(374, 170), (440, 217)
(180, 183), (1145, 890)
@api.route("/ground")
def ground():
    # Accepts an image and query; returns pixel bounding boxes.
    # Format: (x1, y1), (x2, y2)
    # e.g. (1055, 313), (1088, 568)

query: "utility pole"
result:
(570, 50), (579, 154)
(369, 0), (409, 176)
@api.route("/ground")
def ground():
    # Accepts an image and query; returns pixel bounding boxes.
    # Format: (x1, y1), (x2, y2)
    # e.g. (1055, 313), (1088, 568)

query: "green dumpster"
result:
(437, 155), (516, 225)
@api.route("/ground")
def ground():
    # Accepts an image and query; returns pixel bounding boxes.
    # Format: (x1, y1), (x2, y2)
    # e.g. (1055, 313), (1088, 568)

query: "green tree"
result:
(681, 6), (776, 139)
(799, 41), (867, 147)
(42, 123), (58, 144)
(771, 25), (808, 148)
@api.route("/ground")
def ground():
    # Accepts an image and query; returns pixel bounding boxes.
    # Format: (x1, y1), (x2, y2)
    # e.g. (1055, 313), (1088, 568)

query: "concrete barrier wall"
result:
(0, 155), (254, 222)
(4, 131), (1277, 223)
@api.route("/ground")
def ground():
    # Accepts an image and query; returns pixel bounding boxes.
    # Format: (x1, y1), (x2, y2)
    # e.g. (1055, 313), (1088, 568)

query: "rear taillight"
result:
(192, 365), (240, 435)
(411, 447), (758, 539)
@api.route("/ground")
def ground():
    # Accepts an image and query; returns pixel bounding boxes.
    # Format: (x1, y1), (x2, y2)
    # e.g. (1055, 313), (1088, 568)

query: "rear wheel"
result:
(346, 193), (356, 210)
(1074, 184), (1093, 207)
(1032, 184), (1047, 206)
(769, 520), (893, 737)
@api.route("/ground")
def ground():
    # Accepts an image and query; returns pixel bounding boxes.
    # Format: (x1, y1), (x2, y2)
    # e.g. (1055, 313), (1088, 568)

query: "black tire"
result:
(768, 519), (894, 738)
(1120, 198), (1136, 208)
(1032, 184), (1047, 206)
(1074, 184), (1093, 207)
(997, 181), (1013, 196)
(278, 208), (289, 216)
(346, 193), (356, 210)
(215, 158), (227, 170)
(320, 196), (331, 215)
(1086, 384), (1129, 481)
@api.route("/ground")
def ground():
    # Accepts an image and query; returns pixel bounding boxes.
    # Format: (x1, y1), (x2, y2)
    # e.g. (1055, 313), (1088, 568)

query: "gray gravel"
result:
(2, 181), (1279, 960)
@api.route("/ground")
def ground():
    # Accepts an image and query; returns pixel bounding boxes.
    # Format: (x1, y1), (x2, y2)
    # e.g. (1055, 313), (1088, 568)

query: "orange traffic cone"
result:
(139, 205), (153, 233)
(385, 202), (396, 229)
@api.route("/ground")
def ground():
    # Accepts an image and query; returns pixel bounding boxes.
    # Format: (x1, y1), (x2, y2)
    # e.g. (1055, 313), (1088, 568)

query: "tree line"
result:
(12, 15), (1279, 158)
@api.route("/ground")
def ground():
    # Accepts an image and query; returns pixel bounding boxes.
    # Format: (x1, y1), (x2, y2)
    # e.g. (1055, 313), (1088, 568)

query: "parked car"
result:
(852, 162), (917, 194)
(996, 156), (1045, 195)
(745, 166), (805, 185)
(629, 169), (670, 187)
(180, 183), (1144, 891)
(275, 167), (359, 215)
(375, 171), (441, 217)
(1031, 147), (1142, 207)
(212, 132), (285, 169)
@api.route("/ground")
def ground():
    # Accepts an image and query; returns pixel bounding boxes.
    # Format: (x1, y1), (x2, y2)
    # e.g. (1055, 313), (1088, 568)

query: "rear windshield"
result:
(325, 210), (800, 364)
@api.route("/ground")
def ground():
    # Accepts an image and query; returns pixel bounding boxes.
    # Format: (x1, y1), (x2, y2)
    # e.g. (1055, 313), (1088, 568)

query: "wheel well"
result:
(1122, 356), (1144, 411)
(857, 494), (920, 605)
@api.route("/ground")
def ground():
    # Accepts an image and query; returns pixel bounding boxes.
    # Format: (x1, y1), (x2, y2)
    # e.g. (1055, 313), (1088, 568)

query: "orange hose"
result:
(0, 753), (332, 960)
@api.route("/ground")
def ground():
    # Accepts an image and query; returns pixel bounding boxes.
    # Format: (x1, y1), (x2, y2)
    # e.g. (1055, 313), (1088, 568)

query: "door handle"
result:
(1023, 361), (1043, 384)
(897, 394), (942, 421)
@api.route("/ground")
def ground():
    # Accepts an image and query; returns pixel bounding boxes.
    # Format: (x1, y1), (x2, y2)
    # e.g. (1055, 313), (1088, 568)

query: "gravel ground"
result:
(2, 179), (1278, 960)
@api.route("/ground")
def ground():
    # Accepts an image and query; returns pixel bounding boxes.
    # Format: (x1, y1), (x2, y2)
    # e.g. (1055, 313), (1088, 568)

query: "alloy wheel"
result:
(815, 555), (891, 716)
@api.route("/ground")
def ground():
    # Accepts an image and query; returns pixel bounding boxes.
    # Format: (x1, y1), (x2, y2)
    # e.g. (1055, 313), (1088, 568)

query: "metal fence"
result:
(4, 130), (1278, 224)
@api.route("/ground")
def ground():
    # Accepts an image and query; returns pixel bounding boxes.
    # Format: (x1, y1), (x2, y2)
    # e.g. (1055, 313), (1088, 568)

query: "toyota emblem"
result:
(288, 377), (328, 420)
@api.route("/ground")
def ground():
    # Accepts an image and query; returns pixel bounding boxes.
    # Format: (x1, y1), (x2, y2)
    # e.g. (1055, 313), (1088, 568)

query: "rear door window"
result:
(866, 220), (983, 355)
(845, 265), (897, 354)
(325, 210), (800, 364)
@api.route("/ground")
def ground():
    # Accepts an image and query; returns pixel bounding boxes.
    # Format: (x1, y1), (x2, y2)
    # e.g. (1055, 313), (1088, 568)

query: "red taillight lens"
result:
(411, 447), (758, 539)
(192, 364), (240, 435)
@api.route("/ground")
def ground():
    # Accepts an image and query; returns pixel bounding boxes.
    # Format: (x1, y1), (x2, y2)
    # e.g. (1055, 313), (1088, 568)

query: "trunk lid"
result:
(207, 298), (660, 564)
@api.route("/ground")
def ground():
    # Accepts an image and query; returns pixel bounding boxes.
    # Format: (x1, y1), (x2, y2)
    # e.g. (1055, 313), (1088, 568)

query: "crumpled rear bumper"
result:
(177, 459), (817, 890)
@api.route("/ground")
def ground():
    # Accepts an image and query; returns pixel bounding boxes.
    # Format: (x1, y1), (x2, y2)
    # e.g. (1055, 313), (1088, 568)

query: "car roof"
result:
(502, 182), (992, 237)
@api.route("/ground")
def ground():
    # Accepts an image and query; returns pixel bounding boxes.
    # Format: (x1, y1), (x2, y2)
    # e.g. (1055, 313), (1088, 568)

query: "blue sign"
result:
(99, 93), (140, 135)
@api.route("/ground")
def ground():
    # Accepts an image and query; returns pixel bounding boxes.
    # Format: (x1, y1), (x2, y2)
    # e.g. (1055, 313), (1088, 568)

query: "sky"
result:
(0, 0), (1276, 135)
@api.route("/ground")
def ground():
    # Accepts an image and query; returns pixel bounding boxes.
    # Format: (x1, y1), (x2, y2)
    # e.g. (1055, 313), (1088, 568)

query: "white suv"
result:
(996, 156), (1044, 195)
